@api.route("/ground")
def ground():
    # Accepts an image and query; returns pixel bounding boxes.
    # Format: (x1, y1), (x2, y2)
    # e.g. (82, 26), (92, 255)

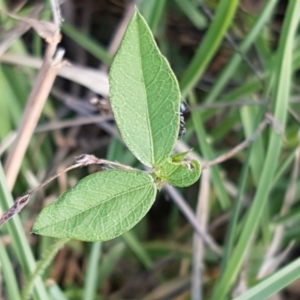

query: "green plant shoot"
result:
(32, 9), (201, 241)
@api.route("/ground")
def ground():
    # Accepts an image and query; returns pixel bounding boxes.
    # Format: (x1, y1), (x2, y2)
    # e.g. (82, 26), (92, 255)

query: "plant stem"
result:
(21, 238), (69, 300)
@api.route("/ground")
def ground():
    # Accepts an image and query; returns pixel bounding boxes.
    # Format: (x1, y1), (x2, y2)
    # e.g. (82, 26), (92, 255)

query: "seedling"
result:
(0, 9), (271, 243)
(30, 9), (201, 241)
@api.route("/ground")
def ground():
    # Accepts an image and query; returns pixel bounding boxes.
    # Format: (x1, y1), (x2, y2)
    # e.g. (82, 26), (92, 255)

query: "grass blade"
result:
(189, 91), (231, 209)
(82, 242), (102, 300)
(211, 1), (300, 298)
(233, 257), (300, 300)
(0, 164), (49, 300)
(122, 231), (153, 269)
(180, 0), (239, 96)
(174, 0), (207, 29)
(138, 0), (166, 34)
(62, 22), (112, 65)
(0, 240), (21, 300)
(204, 0), (277, 103)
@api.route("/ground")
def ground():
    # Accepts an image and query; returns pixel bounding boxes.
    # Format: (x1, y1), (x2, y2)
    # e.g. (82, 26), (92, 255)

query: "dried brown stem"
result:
(0, 5), (43, 55)
(192, 169), (210, 299)
(164, 184), (222, 256)
(202, 117), (270, 170)
(74, 154), (134, 170)
(4, 2), (64, 189)
(50, 0), (62, 27)
(0, 154), (133, 227)
(0, 53), (109, 96)
(0, 195), (30, 227)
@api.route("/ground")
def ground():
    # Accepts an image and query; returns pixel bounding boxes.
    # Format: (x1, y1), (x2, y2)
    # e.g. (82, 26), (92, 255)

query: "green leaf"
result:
(109, 10), (181, 167)
(155, 158), (201, 187)
(32, 170), (157, 241)
(170, 151), (192, 163)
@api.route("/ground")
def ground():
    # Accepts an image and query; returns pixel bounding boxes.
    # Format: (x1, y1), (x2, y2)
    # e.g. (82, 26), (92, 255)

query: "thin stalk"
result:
(220, 149), (250, 272)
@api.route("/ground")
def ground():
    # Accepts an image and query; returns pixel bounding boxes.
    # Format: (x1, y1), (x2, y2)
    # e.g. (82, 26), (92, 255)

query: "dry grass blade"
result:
(0, 6), (61, 43)
(192, 168), (210, 300)
(0, 154), (133, 228)
(0, 194), (30, 226)
(0, 53), (109, 96)
(4, 1), (64, 190)
(257, 143), (300, 278)
(4, 50), (65, 189)
(0, 115), (114, 155)
(202, 116), (270, 170)
(164, 184), (222, 256)
(0, 5), (43, 55)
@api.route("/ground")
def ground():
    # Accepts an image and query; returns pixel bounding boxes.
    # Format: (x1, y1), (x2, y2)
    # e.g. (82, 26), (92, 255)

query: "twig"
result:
(0, 132), (16, 157)
(74, 154), (133, 170)
(51, 89), (121, 138)
(0, 195), (30, 227)
(0, 53), (109, 96)
(35, 115), (114, 133)
(4, 50), (65, 189)
(109, 2), (135, 56)
(176, 113), (272, 172)
(0, 5), (43, 56)
(4, 4), (64, 189)
(192, 168), (210, 300)
(49, 0), (62, 28)
(191, 98), (267, 111)
(164, 185), (223, 256)
(257, 241), (295, 280)
(202, 117), (270, 170)
(0, 154), (133, 227)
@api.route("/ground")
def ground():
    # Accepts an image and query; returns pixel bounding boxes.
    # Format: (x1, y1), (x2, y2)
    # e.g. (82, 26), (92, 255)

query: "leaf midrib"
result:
(37, 182), (155, 230)
(137, 16), (154, 165)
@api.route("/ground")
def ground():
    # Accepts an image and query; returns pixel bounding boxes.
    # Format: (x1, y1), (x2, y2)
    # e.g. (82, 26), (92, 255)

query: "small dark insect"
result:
(178, 102), (187, 139)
